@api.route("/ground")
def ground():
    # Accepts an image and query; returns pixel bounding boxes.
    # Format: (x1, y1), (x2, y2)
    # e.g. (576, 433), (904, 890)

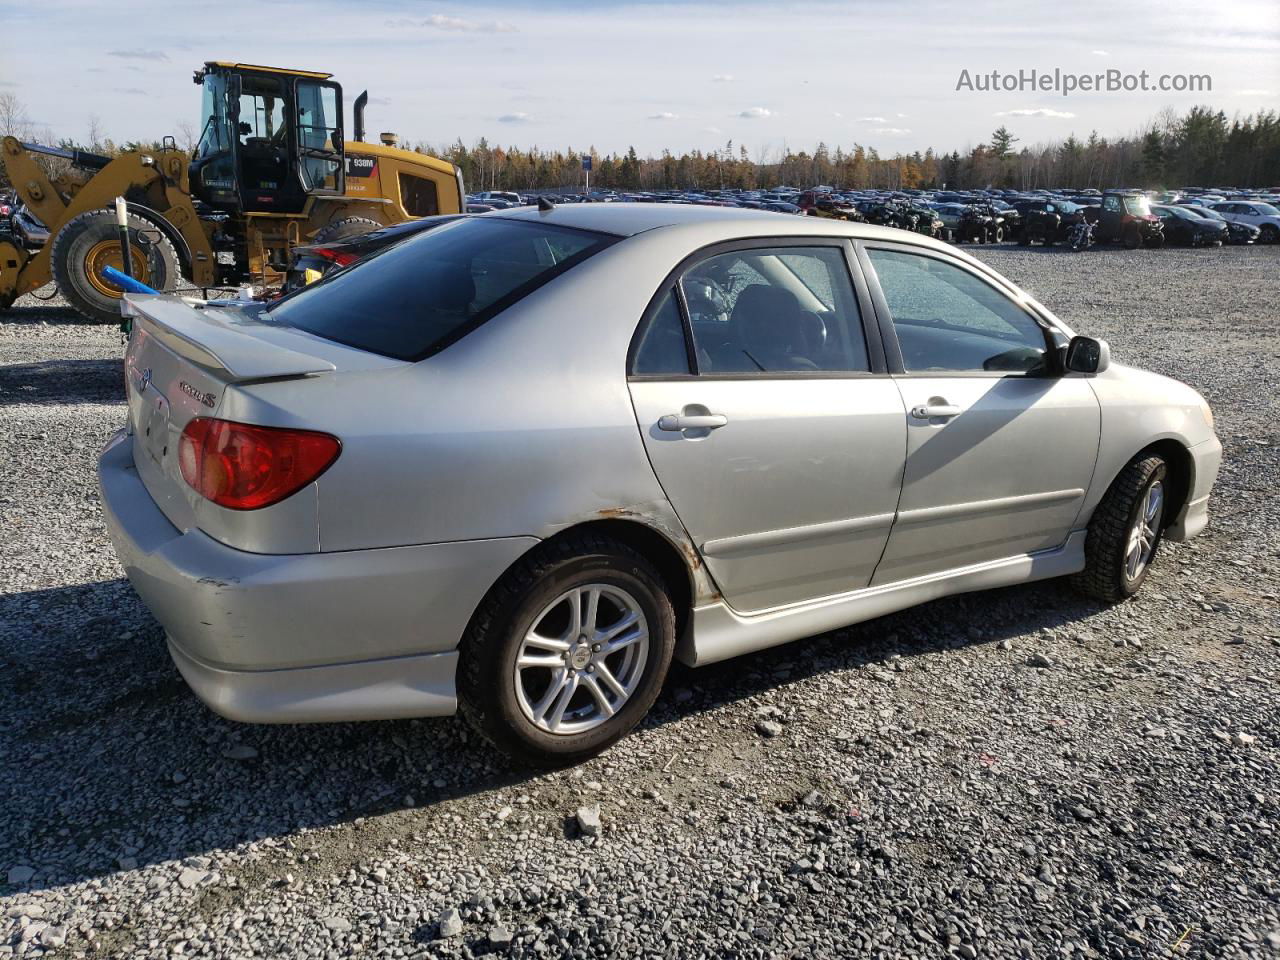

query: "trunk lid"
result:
(121, 294), (399, 553)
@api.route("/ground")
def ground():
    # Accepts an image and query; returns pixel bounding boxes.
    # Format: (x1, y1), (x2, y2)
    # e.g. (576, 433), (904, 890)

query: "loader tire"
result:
(313, 217), (381, 244)
(52, 209), (180, 325)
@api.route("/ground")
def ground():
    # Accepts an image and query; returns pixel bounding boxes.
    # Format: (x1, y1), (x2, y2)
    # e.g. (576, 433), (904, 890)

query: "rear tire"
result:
(313, 217), (381, 244)
(51, 209), (180, 324)
(1072, 454), (1167, 603)
(1260, 224), (1279, 244)
(458, 533), (676, 766)
(1123, 226), (1143, 250)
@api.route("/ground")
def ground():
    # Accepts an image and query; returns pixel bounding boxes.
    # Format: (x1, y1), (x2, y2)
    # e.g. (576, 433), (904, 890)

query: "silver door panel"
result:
(629, 377), (906, 612)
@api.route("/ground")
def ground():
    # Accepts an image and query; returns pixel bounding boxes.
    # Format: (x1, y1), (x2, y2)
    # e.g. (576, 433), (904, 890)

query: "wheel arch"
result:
(124, 202), (193, 277)
(1139, 438), (1192, 530)
(541, 519), (697, 645)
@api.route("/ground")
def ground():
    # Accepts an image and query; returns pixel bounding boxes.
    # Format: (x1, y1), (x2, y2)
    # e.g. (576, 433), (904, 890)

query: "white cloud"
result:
(738, 107), (772, 119)
(833, 111), (843, 118)
(497, 112), (531, 123)
(648, 111), (679, 120)
(995, 108), (1076, 118)
(107, 49), (168, 61)
(896, 112), (908, 118)
(856, 116), (886, 123)
(1236, 88), (1274, 96)
(713, 74), (734, 82)
(388, 15), (517, 33)
(704, 126), (722, 135)
(871, 127), (911, 135)
(1091, 49), (1110, 56)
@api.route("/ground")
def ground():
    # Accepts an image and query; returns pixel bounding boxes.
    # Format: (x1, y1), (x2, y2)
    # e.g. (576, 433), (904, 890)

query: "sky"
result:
(0, 0), (1277, 158)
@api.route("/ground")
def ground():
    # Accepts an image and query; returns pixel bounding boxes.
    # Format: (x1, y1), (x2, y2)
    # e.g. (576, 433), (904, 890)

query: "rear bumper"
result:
(1166, 434), (1222, 542)
(98, 429), (537, 722)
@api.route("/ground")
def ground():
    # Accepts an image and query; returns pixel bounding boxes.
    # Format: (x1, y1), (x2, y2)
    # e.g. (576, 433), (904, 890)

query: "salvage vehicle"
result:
(1089, 191), (1165, 248)
(1151, 204), (1227, 247)
(0, 61), (465, 322)
(99, 205), (1221, 764)
(1179, 205), (1260, 244)
(1016, 199), (1087, 246)
(1206, 200), (1280, 243)
(951, 204), (998, 244)
(9, 203), (49, 249)
(285, 214), (464, 289)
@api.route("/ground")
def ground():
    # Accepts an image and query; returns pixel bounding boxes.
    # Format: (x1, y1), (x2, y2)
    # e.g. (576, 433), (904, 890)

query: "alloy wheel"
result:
(513, 584), (649, 735)
(1124, 480), (1164, 582)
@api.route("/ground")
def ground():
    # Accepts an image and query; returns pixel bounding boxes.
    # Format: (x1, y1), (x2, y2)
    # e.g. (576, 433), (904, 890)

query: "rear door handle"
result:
(910, 403), (962, 420)
(658, 413), (728, 431)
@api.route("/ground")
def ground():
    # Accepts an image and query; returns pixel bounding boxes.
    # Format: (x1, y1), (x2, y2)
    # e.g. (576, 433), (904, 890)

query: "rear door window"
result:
(269, 218), (616, 360)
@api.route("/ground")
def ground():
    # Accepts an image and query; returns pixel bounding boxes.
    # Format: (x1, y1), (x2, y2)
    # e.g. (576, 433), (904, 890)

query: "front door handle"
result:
(910, 402), (962, 421)
(658, 413), (728, 431)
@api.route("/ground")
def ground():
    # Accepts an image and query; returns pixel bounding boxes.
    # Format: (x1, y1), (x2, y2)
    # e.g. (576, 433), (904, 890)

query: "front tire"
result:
(458, 533), (676, 766)
(52, 209), (181, 324)
(1072, 454), (1167, 602)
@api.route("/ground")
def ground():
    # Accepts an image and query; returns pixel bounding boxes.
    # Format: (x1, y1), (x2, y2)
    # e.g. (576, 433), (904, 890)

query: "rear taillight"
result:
(178, 418), (341, 510)
(313, 246), (359, 267)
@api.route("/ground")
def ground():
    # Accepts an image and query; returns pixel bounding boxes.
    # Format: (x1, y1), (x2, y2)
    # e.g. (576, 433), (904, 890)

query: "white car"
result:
(1208, 201), (1280, 243)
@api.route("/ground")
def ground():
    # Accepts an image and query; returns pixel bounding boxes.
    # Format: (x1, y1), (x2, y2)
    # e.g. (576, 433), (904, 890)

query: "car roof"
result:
(483, 202), (938, 246)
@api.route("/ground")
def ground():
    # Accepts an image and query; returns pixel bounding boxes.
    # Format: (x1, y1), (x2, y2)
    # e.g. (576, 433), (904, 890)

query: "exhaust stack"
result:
(353, 90), (368, 143)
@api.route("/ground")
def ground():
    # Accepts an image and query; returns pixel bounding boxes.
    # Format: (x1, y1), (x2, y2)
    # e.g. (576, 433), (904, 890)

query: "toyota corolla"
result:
(100, 205), (1221, 764)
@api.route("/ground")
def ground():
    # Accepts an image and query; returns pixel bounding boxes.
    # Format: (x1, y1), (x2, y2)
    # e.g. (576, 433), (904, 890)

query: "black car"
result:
(285, 215), (466, 291)
(1178, 205), (1261, 244)
(1151, 205), (1227, 246)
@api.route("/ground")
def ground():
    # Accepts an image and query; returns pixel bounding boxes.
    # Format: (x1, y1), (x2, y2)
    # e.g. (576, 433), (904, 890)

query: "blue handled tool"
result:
(102, 264), (158, 296)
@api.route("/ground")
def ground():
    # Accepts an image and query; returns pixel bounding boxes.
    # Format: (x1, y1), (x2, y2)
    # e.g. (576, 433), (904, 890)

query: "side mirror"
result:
(1065, 336), (1110, 374)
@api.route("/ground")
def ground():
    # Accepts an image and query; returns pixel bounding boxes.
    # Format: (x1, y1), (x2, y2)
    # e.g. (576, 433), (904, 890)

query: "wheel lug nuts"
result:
(587, 665), (595, 673)
(592, 644), (601, 652)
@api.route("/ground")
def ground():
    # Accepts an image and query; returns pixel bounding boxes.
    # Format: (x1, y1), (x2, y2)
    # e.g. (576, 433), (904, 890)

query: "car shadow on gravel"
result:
(0, 357), (125, 405)
(0, 575), (1108, 893)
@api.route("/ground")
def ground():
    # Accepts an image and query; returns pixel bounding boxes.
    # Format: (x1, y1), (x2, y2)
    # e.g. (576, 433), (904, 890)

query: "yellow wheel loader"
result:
(0, 62), (464, 323)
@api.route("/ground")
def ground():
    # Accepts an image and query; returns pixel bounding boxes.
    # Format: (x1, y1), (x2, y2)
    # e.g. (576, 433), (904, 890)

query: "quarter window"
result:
(866, 249), (1050, 375)
(631, 289), (691, 375)
(678, 246), (868, 374)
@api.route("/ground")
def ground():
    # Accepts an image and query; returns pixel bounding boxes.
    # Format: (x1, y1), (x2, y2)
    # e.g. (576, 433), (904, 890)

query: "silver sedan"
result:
(100, 205), (1221, 763)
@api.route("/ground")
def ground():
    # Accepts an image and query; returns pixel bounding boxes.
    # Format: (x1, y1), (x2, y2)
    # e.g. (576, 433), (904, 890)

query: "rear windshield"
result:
(269, 218), (616, 360)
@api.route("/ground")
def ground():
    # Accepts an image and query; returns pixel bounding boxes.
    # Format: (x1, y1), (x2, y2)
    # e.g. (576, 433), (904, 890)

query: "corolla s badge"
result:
(179, 381), (217, 408)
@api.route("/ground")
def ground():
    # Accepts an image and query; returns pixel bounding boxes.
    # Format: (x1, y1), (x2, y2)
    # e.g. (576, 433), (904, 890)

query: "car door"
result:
(858, 243), (1101, 585)
(627, 240), (907, 613)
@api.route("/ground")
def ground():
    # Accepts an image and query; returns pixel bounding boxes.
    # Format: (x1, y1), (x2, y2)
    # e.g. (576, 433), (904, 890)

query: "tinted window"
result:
(269, 218), (614, 360)
(866, 249), (1049, 375)
(399, 173), (439, 217)
(631, 289), (691, 375)
(679, 247), (868, 374)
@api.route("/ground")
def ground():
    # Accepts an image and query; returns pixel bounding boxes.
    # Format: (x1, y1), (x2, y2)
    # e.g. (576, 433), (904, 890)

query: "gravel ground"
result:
(1, 244), (1278, 959)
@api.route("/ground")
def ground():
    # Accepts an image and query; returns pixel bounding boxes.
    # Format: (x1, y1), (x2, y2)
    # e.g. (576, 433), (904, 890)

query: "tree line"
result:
(430, 106), (1280, 192)
(2, 94), (1277, 194)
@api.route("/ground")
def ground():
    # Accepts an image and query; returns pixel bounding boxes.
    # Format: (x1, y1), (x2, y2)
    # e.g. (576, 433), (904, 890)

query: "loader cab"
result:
(190, 63), (344, 215)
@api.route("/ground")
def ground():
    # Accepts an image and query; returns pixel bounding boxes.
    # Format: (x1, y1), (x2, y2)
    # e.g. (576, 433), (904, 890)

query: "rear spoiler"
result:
(122, 294), (336, 382)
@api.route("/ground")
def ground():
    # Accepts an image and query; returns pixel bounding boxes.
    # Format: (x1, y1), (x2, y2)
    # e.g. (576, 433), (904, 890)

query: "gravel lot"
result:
(2, 244), (1278, 959)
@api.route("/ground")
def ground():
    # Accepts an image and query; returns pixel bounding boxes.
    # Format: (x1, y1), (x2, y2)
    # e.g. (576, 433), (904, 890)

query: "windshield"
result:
(1122, 195), (1153, 217)
(1253, 202), (1280, 216)
(269, 218), (617, 360)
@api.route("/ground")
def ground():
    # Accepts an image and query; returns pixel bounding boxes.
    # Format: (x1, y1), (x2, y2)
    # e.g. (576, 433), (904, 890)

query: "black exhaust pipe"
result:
(353, 90), (368, 143)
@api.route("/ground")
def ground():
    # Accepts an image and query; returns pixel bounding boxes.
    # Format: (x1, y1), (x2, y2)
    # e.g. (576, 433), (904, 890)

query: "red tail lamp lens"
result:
(178, 418), (341, 510)
(313, 247), (359, 267)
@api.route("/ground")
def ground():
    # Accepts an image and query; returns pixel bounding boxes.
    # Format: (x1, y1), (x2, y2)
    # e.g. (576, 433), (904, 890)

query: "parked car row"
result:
(461, 184), (1279, 252)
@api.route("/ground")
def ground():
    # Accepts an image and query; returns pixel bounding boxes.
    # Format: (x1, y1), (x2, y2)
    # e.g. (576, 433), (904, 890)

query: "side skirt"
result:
(679, 530), (1087, 667)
